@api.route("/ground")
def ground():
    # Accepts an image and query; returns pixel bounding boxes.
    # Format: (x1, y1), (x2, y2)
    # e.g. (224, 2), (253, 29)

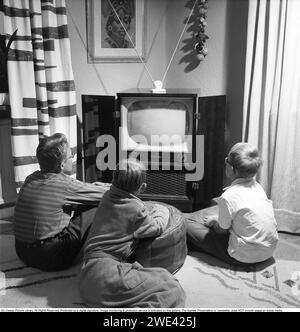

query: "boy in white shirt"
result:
(186, 143), (278, 266)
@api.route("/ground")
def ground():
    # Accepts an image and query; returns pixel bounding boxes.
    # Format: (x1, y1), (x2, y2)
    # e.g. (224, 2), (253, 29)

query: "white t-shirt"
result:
(218, 178), (279, 263)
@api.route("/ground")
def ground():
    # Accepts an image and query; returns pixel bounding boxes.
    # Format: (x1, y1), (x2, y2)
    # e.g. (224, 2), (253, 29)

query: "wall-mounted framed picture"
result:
(86, 0), (146, 63)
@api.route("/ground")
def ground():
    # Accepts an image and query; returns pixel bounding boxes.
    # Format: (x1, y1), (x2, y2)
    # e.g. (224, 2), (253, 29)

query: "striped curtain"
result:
(3, 0), (77, 190)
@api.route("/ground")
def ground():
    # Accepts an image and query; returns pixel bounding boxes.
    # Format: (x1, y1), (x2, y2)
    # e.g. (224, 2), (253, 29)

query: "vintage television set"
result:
(82, 90), (226, 212)
(115, 89), (200, 211)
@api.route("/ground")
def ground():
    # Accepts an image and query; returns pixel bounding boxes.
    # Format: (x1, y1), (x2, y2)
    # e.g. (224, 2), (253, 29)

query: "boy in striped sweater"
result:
(14, 133), (109, 271)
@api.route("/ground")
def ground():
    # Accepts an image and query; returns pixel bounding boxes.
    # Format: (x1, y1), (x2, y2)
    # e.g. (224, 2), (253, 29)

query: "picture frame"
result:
(86, 0), (146, 63)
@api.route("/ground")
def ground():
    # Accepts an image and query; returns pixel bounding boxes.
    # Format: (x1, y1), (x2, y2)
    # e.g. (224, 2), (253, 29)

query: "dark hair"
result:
(112, 159), (146, 193)
(36, 133), (68, 173)
(227, 143), (262, 178)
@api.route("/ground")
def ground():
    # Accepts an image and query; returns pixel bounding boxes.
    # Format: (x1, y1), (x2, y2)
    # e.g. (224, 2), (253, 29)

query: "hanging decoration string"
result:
(194, 0), (209, 61)
(108, 0), (155, 85)
(107, 0), (207, 89)
(161, 0), (199, 85)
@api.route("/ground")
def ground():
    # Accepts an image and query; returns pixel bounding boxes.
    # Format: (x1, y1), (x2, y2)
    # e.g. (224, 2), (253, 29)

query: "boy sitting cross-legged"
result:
(187, 143), (279, 267)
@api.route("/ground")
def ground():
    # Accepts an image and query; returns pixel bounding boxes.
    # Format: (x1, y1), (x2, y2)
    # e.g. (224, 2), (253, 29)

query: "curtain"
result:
(3, 0), (77, 190)
(243, 0), (300, 233)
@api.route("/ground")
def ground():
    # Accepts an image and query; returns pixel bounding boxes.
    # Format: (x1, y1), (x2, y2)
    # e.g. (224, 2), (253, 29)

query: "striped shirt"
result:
(14, 171), (109, 243)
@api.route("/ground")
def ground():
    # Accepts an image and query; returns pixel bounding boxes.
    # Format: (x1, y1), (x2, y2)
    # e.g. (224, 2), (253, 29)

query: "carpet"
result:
(1, 214), (300, 309)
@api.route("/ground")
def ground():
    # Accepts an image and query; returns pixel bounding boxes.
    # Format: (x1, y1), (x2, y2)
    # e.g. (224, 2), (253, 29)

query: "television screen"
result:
(120, 97), (194, 153)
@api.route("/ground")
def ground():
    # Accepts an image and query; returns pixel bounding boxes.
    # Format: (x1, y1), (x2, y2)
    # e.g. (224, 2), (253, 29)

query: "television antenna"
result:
(107, 0), (199, 93)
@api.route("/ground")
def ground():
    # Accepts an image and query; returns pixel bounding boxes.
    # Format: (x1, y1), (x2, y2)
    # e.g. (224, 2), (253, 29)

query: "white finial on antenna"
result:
(151, 80), (166, 93)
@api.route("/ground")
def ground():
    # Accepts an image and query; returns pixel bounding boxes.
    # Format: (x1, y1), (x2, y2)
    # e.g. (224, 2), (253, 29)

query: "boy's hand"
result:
(203, 215), (218, 228)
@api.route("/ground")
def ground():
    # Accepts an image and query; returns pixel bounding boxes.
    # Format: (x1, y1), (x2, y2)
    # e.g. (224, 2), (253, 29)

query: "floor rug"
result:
(1, 218), (299, 309)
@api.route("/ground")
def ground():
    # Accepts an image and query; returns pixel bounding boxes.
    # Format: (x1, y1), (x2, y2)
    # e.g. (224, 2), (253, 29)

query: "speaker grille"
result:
(144, 171), (186, 196)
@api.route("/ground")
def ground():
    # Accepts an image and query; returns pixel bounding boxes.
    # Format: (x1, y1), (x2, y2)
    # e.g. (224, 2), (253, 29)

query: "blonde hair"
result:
(227, 143), (262, 178)
(112, 159), (146, 193)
